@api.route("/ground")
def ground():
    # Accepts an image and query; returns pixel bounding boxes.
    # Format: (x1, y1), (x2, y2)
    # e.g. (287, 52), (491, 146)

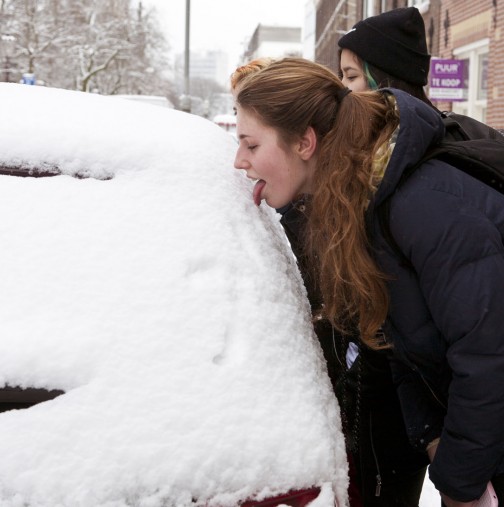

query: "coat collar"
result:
(370, 89), (445, 211)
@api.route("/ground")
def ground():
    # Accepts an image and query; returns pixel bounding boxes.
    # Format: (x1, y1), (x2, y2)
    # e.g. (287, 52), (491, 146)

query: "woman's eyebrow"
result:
(341, 64), (359, 72)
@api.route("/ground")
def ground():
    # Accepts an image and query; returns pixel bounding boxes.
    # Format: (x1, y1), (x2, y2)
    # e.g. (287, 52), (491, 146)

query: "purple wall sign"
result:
(429, 58), (467, 102)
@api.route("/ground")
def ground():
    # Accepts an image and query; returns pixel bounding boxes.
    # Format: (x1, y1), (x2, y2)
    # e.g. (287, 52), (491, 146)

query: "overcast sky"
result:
(143, 0), (308, 73)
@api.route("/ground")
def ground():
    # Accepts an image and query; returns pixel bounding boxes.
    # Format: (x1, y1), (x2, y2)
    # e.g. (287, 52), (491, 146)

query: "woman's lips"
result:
(253, 179), (266, 206)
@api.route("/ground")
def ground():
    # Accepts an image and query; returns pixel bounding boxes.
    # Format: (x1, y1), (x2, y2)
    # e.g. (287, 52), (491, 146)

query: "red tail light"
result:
(241, 487), (321, 507)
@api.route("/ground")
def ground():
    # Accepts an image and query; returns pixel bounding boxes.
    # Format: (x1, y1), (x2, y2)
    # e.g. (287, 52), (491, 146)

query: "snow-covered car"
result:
(0, 83), (348, 507)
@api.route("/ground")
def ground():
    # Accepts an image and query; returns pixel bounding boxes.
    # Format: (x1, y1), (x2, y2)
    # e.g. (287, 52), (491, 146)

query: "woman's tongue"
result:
(253, 179), (266, 206)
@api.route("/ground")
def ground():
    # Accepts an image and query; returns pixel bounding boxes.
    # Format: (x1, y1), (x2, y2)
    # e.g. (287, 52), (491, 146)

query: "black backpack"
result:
(377, 113), (504, 267)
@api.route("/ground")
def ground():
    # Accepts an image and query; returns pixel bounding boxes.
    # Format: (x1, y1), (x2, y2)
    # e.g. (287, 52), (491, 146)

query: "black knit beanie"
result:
(338, 7), (431, 86)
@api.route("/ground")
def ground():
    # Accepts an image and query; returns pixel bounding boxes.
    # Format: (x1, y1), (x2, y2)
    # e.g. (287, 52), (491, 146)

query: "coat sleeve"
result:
(388, 166), (504, 502)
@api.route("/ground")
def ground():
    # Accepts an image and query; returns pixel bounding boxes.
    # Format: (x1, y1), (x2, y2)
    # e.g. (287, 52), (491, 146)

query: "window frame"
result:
(452, 38), (489, 123)
(407, 0), (430, 14)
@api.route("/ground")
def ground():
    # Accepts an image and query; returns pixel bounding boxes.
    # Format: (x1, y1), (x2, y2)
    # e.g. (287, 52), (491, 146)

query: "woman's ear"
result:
(296, 126), (317, 161)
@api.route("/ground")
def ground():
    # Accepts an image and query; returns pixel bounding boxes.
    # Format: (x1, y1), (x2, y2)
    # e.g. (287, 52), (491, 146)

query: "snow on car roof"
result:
(0, 84), (348, 506)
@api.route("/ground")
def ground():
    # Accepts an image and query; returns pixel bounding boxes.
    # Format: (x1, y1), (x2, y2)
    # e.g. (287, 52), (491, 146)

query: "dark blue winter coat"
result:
(367, 89), (504, 502)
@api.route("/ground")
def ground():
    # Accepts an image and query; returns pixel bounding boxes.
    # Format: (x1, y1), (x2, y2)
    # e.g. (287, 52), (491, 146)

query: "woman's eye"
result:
(248, 145), (258, 151)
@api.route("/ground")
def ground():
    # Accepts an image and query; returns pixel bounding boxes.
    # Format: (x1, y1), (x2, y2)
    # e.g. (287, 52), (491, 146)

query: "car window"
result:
(0, 164), (60, 177)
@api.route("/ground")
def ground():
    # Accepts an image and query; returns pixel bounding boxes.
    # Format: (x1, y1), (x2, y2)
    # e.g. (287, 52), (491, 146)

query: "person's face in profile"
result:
(340, 49), (369, 92)
(234, 107), (316, 209)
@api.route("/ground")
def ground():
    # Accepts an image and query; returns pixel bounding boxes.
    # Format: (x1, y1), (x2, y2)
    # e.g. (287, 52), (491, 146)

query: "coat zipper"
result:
(369, 412), (382, 497)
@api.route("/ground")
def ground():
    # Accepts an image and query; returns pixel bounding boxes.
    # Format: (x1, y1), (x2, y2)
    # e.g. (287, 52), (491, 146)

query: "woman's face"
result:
(234, 107), (314, 209)
(340, 49), (369, 92)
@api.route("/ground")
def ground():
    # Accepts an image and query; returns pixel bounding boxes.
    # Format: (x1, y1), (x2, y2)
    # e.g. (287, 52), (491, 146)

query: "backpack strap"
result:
(441, 111), (504, 140)
(440, 112), (470, 142)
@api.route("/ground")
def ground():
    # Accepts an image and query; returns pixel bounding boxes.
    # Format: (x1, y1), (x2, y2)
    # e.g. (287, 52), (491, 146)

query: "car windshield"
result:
(0, 84), (348, 507)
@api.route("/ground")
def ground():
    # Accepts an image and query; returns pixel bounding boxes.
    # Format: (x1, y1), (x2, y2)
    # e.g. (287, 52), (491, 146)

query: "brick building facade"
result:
(314, 0), (504, 129)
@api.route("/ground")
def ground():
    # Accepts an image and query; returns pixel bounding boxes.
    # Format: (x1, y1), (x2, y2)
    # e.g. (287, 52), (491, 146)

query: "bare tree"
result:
(0, 0), (173, 97)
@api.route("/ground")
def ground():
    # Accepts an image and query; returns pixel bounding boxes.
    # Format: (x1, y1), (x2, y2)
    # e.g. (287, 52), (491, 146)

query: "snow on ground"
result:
(421, 476), (441, 506)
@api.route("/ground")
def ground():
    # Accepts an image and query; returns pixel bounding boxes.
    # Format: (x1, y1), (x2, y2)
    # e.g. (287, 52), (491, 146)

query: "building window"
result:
(363, 0), (375, 18)
(452, 39), (489, 122)
(407, 0), (430, 13)
(478, 53), (488, 101)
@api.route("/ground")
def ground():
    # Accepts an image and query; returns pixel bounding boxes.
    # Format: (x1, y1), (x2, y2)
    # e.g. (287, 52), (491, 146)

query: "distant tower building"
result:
(243, 25), (302, 62)
(177, 50), (229, 87)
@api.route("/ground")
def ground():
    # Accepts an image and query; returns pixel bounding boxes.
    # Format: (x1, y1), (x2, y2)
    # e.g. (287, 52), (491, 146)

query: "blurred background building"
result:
(310, 0), (503, 129)
(1, 0), (502, 127)
(243, 25), (303, 61)
(176, 49), (229, 87)
(230, 0), (502, 129)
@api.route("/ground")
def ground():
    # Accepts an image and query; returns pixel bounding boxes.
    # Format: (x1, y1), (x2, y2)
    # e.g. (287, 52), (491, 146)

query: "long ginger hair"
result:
(236, 58), (399, 346)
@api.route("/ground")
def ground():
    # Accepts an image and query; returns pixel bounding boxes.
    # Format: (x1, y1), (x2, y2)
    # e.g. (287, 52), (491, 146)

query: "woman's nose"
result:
(234, 148), (249, 171)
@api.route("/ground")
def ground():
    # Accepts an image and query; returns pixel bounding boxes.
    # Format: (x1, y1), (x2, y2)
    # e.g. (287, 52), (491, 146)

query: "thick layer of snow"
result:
(0, 84), (348, 507)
